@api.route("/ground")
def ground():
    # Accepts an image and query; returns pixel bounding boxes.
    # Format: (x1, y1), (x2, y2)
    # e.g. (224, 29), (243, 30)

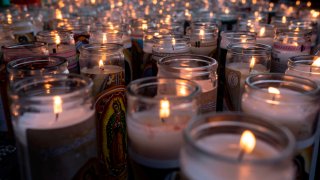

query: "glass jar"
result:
(242, 73), (320, 178)
(189, 25), (219, 57)
(225, 43), (271, 111)
(127, 77), (200, 177)
(152, 36), (191, 76)
(36, 30), (78, 73)
(2, 42), (48, 64)
(79, 43), (127, 179)
(10, 74), (97, 180)
(10, 20), (37, 43)
(180, 113), (295, 180)
(239, 23), (275, 46)
(286, 55), (320, 85)
(158, 54), (218, 114)
(7, 56), (69, 87)
(289, 20), (318, 50)
(272, 31), (311, 73)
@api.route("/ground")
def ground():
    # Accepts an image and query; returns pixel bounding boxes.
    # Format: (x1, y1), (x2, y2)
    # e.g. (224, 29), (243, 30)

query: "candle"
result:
(180, 113), (295, 180)
(127, 77), (200, 170)
(225, 43), (271, 111)
(190, 26), (218, 56)
(271, 31), (311, 73)
(286, 55), (320, 85)
(11, 74), (97, 180)
(158, 54), (218, 114)
(242, 74), (320, 178)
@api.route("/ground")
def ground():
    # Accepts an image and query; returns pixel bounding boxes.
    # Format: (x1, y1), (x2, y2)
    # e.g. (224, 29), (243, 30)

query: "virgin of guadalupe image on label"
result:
(95, 86), (127, 179)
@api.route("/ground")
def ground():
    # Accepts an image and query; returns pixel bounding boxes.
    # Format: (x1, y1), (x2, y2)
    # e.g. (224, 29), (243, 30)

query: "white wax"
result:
(285, 66), (320, 85)
(242, 88), (319, 148)
(14, 104), (95, 146)
(81, 65), (124, 96)
(191, 45), (217, 56)
(180, 134), (293, 180)
(127, 110), (194, 168)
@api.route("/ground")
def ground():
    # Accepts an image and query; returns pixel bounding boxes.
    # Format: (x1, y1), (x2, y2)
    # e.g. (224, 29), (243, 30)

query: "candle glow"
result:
(102, 33), (107, 44)
(99, 59), (104, 70)
(312, 57), (320, 67)
(53, 96), (63, 115)
(160, 99), (170, 119)
(239, 130), (256, 154)
(249, 57), (256, 73)
(259, 27), (266, 37)
(282, 16), (287, 23)
(55, 34), (61, 45)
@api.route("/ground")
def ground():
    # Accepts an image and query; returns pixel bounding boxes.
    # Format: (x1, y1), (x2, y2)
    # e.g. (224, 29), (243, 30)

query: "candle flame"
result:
(312, 57), (320, 67)
(99, 59), (104, 70)
(160, 99), (170, 118)
(268, 87), (280, 95)
(177, 85), (188, 96)
(252, 0), (257, 4)
(55, 34), (61, 45)
(311, 11), (320, 18)
(307, 1), (311, 7)
(296, 0), (300, 6)
(240, 130), (256, 154)
(55, 9), (63, 20)
(102, 33), (107, 44)
(53, 96), (62, 114)
(200, 29), (205, 38)
(172, 38), (176, 46)
(259, 27), (266, 37)
(282, 16), (287, 23)
(249, 57), (255, 69)
(225, 8), (230, 14)
(142, 24), (148, 31)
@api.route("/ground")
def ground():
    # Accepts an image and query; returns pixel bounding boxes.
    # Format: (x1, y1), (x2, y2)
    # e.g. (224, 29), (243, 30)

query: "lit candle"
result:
(180, 113), (295, 180)
(127, 77), (199, 169)
(12, 74), (97, 180)
(256, 26), (274, 46)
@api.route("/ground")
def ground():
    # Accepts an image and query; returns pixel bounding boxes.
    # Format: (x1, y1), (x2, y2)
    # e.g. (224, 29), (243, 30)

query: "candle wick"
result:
(55, 113), (59, 121)
(249, 67), (253, 74)
(310, 66), (312, 73)
(272, 94), (276, 101)
(237, 149), (245, 162)
(172, 45), (175, 51)
(161, 118), (166, 123)
(53, 48), (56, 54)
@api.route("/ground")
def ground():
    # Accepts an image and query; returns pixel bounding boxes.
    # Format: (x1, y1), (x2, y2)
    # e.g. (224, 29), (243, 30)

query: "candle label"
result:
(225, 67), (243, 111)
(131, 34), (144, 80)
(95, 86), (127, 179)
(14, 32), (35, 43)
(271, 42), (311, 73)
(24, 114), (98, 179)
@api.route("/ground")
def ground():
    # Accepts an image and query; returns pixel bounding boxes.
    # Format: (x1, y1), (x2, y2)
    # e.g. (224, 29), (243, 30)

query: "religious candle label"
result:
(21, 115), (97, 179)
(271, 42), (311, 73)
(95, 86), (127, 179)
(225, 67), (242, 111)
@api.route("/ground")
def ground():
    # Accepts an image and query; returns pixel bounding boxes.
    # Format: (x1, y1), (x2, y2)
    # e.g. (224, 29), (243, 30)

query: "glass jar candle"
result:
(189, 25), (219, 57)
(10, 74), (97, 180)
(79, 43), (127, 178)
(240, 23), (275, 46)
(152, 36), (191, 76)
(216, 9), (238, 31)
(286, 55), (320, 85)
(242, 73), (320, 178)
(289, 20), (318, 50)
(7, 56), (69, 87)
(158, 54), (218, 114)
(216, 32), (256, 111)
(127, 77), (200, 173)
(36, 30), (78, 73)
(225, 43), (271, 111)
(271, 31), (311, 73)
(180, 113), (295, 180)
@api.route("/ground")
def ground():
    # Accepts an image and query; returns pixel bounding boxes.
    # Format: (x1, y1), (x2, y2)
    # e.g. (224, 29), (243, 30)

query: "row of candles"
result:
(0, 0), (320, 179)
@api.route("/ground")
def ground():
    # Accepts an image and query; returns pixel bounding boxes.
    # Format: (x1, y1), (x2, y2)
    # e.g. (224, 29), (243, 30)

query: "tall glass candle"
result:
(216, 31), (256, 111)
(225, 43), (271, 111)
(158, 54), (218, 114)
(242, 73), (320, 178)
(127, 77), (200, 178)
(79, 43), (127, 179)
(286, 55), (320, 84)
(271, 31), (311, 73)
(36, 30), (78, 73)
(180, 113), (295, 180)
(10, 74), (97, 180)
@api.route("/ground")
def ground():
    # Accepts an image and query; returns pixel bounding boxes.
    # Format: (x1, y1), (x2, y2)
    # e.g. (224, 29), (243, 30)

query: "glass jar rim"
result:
(11, 74), (93, 102)
(2, 42), (47, 49)
(288, 55), (320, 75)
(184, 112), (295, 165)
(7, 56), (68, 73)
(80, 43), (123, 56)
(222, 31), (257, 41)
(227, 43), (272, 56)
(158, 54), (218, 72)
(127, 77), (201, 103)
(245, 73), (320, 97)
